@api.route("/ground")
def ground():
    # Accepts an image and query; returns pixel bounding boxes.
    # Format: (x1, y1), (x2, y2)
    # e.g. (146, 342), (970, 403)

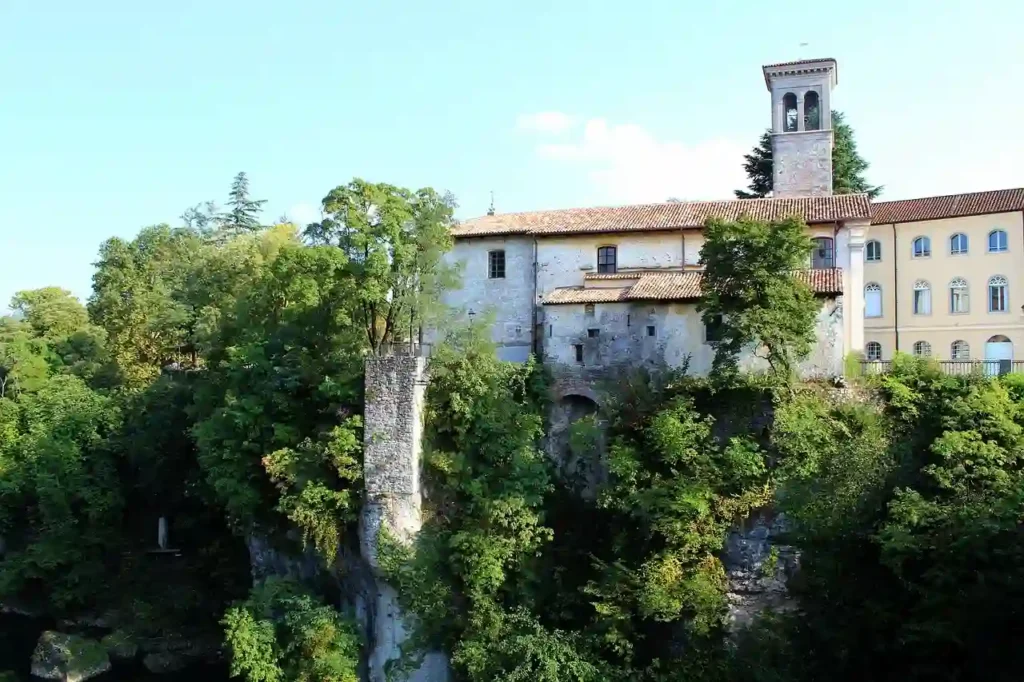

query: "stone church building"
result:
(441, 58), (1024, 376)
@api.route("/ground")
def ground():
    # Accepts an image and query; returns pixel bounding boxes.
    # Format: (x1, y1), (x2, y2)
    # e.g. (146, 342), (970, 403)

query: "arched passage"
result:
(548, 394), (603, 496)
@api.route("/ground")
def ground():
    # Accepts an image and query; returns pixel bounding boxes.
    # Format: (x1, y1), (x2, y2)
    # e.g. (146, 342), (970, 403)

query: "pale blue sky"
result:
(3, 0), (1023, 307)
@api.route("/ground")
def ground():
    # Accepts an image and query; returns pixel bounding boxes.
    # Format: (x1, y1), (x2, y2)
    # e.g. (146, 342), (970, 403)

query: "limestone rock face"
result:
(30, 631), (112, 682)
(723, 511), (799, 631)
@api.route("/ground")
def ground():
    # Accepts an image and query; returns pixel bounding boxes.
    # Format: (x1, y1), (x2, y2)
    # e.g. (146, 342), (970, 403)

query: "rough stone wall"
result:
(542, 299), (843, 379)
(361, 356), (449, 682)
(536, 233), (684, 296)
(439, 237), (534, 362)
(723, 511), (799, 631)
(771, 130), (833, 198)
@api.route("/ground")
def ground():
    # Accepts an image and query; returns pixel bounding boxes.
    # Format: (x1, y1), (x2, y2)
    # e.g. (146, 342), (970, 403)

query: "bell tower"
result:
(763, 58), (837, 197)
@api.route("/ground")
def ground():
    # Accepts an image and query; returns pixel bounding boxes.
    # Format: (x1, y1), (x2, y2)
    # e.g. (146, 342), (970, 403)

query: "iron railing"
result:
(860, 360), (1024, 377)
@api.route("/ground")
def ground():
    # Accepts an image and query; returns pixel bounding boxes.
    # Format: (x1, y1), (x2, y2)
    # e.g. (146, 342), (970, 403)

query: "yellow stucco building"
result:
(865, 189), (1024, 366)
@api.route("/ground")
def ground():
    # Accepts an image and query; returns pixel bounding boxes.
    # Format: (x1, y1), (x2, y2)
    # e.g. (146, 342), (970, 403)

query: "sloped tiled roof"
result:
(871, 188), (1024, 225)
(453, 195), (871, 238)
(544, 269), (843, 305)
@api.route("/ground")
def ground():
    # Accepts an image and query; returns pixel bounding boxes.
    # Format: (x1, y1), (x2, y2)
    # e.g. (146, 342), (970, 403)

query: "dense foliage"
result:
(0, 173), (455, 680)
(223, 578), (360, 682)
(734, 111), (883, 199)
(5, 170), (1024, 682)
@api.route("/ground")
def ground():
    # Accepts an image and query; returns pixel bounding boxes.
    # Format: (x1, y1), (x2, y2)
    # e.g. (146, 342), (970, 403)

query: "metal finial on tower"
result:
(487, 191), (495, 216)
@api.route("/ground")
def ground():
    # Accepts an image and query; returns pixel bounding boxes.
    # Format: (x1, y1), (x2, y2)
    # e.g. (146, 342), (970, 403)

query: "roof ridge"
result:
(873, 187), (1024, 206)
(462, 192), (871, 223)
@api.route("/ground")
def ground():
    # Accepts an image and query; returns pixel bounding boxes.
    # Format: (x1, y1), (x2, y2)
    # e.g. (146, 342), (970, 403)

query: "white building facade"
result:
(439, 58), (871, 378)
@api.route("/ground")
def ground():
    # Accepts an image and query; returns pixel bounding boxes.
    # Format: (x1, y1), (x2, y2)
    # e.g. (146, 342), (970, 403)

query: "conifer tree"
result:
(735, 111), (883, 199)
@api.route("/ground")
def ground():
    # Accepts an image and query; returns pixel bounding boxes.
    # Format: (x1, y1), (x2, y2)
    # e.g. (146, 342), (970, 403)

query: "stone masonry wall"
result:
(361, 355), (448, 682)
(772, 129), (833, 197)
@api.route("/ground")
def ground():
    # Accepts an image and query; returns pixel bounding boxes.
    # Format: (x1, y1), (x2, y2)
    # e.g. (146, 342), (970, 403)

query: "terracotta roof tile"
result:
(453, 195), (871, 238)
(543, 269), (843, 305)
(871, 188), (1024, 225)
(543, 287), (632, 304)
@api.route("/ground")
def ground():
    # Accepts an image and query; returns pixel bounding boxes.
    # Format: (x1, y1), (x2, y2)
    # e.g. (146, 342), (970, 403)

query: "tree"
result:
(734, 111), (883, 199)
(699, 215), (820, 378)
(303, 179), (458, 354)
(181, 200), (220, 232)
(221, 172), (267, 234)
(10, 287), (89, 344)
(192, 244), (365, 532)
(0, 318), (50, 399)
(223, 578), (360, 682)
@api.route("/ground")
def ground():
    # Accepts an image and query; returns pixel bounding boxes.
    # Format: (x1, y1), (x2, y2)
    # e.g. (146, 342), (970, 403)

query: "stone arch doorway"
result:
(548, 394), (604, 496)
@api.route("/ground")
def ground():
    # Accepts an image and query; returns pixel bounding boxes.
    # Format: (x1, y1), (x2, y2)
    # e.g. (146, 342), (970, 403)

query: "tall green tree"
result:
(734, 111), (882, 199)
(9, 288), (89, 344)
(0, 318), (50, 399)
(304, 179), (458, 354)
(699, 216), (819, 378)
(221, 172), (267, 234)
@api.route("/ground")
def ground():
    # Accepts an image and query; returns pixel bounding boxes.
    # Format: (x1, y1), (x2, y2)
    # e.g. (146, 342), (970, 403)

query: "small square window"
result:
(587, 328), (599, 338)
(584, 303), (595, 315)
(488, 250), (506, 279)
(574, 344), (583, 363)
(646, 325), (656, 337)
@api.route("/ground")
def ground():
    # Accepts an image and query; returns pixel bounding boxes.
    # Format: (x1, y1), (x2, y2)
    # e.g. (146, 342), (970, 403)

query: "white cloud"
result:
(516, 111), (576, 134)
(286, 202), (321, 226)
(527, 117), (749, 204)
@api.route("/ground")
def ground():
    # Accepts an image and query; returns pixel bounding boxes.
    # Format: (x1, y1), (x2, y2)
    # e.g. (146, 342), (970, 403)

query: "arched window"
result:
(865, 341), (882, 361)
(912, 236), (931, 258)
(865, 283), (882, 318)
(783, 93), (798, 132)
(865, 240), (882, 262)
(913, 280), (932, 315)
(804, 90), (821, 130)
(989, 275), (1008, 312)
(949, 277), (969, 313)
(597, 246), (617, 273)
(913, 340), (932, 357)
(950, 233), (969, 255)
(988, 229), (1008, 252)
(951, 340), (970, 360)
(811, 237), (834, 268)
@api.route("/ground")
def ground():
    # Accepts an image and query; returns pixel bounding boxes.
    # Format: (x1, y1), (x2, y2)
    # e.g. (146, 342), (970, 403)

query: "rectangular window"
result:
(913, 288), (931, 315)
(597, 246), (617, 274)
(488, 250), (506, 279)
(811, 237), (834, 269)
(627, 314), (631, 327)
(950, 288), (969, 314)
(990, 284), (1008, 312)
(548, 324), (552, 337)
(584, 303), (595, 315)
(704, 315), (725, 344)
(574, 344), (583, 363)
(646, 325), (656, 337)
(587, 328), (599, 338)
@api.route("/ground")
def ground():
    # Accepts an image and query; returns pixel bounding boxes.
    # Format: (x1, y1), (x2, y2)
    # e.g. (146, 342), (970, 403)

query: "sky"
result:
(3, 0), (1024, 307)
